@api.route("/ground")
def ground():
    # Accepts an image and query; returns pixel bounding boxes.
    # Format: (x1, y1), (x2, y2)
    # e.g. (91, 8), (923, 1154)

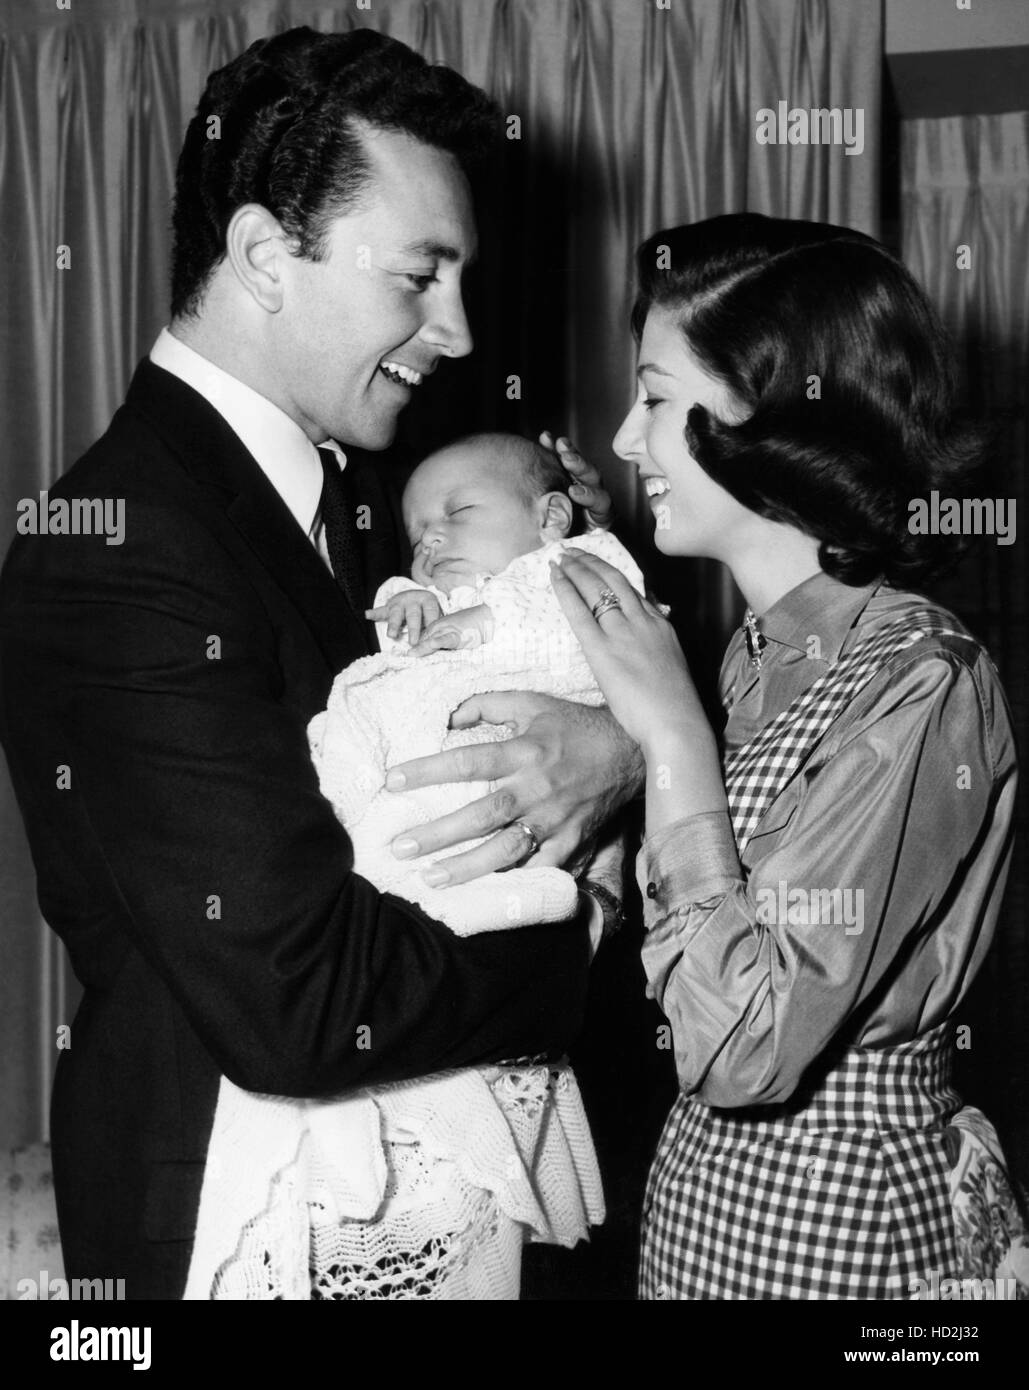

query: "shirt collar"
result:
(755, 571), (878, 665)
(720, 571), (880, 709)
(149, 327), (346, 541)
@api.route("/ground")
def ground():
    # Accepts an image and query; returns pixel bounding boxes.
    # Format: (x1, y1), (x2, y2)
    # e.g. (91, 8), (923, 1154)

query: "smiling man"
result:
(168, 115), (477, 450)
(0, 27), (640, 1299)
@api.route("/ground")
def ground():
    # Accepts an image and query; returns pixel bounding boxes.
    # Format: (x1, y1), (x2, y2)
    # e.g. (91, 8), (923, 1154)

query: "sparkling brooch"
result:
(743, 607), (767, 670)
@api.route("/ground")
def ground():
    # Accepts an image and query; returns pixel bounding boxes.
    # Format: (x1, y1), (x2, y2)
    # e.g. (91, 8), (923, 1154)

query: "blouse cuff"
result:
(635, 810), (743, 925)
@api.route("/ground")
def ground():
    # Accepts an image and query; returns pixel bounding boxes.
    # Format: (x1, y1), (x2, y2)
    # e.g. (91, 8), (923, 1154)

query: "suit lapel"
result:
(226, 472), (373, 665)
(124, 360), (377, 671)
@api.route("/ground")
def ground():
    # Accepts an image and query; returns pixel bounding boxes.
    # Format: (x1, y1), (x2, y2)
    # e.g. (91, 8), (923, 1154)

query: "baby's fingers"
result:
(384, 605), (409, 640)
(409, 628), (456, 657)
(406, 602), (426, 645)
(365, 604), (390, 622)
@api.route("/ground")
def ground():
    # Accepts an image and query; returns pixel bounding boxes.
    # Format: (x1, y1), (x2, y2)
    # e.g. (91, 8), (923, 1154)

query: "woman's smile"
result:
(612, 307), (756, 561)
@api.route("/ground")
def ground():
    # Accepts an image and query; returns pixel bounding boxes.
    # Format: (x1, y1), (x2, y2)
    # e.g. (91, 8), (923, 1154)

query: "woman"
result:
(552, 213), (1027, 1300)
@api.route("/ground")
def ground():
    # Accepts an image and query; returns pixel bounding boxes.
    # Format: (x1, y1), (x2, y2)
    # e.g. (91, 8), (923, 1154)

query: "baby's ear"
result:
(539, 490), (574, 540)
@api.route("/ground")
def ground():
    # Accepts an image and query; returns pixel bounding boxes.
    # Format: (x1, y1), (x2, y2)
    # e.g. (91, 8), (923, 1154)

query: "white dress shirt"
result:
(149, 327), (345, 571)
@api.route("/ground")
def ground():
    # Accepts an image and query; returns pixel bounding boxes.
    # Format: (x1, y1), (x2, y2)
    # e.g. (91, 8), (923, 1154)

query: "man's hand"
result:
(366, 588), (442, 645)
(385, 693), (644, 886)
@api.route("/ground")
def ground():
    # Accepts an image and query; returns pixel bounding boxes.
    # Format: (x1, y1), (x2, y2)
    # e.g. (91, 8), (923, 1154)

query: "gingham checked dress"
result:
(638, 604), (1025, 1301)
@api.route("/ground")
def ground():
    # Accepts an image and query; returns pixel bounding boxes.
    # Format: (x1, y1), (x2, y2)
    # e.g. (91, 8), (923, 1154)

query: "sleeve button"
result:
(646, 882), (658, 899)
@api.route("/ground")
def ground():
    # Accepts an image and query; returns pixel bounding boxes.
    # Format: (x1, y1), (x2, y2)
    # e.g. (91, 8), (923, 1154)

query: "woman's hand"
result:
(552, 551), (727, 827)
(539, 431), (613, 532)
(550, 550), (704, 751)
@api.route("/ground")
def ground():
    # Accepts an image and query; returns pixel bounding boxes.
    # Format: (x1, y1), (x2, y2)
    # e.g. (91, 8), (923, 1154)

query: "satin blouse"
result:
(636, 572), (1017, 1110)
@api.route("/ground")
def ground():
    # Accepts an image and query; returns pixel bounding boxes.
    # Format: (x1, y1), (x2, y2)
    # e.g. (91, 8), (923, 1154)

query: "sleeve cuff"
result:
(635, 810), (743, 924)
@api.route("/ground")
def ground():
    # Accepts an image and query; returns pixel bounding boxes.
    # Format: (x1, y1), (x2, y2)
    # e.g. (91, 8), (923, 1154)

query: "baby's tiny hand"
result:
(365, 589), (442, 644)
(409, 604), (495, 657)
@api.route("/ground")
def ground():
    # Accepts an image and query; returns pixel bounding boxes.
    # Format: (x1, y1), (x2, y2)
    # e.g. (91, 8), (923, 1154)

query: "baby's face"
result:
(403, 447), (544, 593)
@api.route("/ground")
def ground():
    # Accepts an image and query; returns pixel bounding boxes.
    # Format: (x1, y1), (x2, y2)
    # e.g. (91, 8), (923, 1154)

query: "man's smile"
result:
(378, 358), (427, 387)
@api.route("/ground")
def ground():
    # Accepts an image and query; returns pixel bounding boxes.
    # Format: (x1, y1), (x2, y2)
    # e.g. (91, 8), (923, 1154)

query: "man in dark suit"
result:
(0, 28), (639, 1298)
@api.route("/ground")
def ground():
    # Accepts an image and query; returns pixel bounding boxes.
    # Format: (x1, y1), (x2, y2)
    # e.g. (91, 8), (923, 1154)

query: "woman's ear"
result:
(538, 490), (575, 540)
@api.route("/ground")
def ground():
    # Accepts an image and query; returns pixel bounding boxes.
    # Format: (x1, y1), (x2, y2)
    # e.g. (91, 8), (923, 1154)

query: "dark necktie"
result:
(317, 447), (364, 616)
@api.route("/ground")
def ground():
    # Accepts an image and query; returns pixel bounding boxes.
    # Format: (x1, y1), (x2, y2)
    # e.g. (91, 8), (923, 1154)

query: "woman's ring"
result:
(591, 588), (622, 621)
(511, 821), (541, 859)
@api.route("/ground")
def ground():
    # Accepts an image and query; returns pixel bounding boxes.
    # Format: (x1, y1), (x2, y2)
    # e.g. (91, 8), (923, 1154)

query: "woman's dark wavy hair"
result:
(171, 27), (500, 318)
(632, 213), (989, 586)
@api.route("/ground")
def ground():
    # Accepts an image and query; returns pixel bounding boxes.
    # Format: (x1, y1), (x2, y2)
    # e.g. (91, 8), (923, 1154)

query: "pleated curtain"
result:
(0, 0), (881, 1145)
(901, 111), (1029, 1184)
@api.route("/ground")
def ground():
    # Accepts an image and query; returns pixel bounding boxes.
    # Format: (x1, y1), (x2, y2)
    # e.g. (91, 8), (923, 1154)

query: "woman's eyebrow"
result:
(637, 362), (674, 378)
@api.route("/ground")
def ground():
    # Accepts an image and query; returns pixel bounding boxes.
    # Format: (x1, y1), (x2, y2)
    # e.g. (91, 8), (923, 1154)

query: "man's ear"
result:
(224, 203), (289, 313)
(538, 490), (574, 540)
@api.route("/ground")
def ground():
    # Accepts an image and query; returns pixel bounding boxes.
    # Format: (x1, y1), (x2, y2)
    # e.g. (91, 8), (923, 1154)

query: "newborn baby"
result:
(186, 433), (646, 1302)
(370, 431), (598, 659)
(338, 431), (648, 930)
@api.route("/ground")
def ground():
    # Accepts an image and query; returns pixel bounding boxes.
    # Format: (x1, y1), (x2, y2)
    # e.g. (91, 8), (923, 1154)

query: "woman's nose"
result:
(612, 407), (642, 462)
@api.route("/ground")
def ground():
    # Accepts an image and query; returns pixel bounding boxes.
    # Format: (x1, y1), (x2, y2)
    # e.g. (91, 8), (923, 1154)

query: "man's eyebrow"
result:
(637, 362), (674, 378)
(399, 238), (478, 266)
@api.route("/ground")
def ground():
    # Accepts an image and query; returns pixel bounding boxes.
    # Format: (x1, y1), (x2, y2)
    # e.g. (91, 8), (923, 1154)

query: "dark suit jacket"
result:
(0, 361), (590, 1299)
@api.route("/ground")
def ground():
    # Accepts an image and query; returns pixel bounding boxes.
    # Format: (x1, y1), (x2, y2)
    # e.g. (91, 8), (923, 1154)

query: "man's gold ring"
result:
(511, 821), (541, 859)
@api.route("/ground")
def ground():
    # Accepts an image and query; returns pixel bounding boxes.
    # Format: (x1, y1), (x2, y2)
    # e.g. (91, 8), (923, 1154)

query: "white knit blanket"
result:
(184, 533), (642, 1300)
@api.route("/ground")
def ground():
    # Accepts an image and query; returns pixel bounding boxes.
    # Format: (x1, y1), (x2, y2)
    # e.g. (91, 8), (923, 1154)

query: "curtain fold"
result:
(901, 111), (1029, 1186)
(0, 0), (881, 1147)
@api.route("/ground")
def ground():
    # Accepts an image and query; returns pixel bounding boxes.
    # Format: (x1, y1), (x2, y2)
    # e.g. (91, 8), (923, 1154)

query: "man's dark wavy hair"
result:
(171, 27), (500, 318)
(632, 213), (988, 587)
